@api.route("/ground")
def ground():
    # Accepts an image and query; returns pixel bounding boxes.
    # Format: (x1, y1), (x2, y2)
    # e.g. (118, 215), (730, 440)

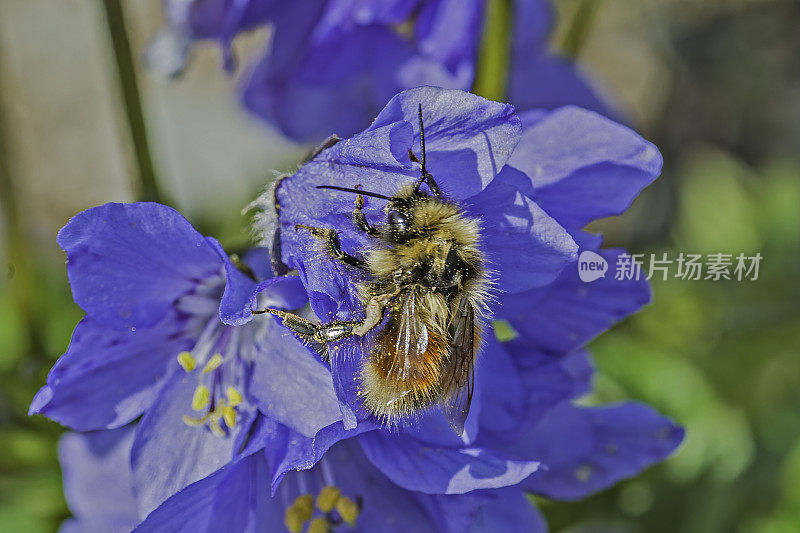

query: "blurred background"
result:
(1, 0), (798, 531)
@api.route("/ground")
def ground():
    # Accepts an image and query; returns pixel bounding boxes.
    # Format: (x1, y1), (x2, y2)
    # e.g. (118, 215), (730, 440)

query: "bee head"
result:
(315, 182), (453, 243)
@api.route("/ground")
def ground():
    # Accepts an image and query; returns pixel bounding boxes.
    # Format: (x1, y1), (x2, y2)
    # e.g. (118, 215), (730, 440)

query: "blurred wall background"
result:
(1, 0), (798, 531)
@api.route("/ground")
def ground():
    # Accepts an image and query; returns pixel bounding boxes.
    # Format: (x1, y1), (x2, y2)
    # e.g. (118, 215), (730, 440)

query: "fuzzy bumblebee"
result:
(255, 106), (490, 434)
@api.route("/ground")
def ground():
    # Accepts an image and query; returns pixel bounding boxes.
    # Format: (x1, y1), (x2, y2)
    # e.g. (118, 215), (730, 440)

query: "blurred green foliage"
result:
(542, 155), (800, 533)
(0, 265), (78, 531)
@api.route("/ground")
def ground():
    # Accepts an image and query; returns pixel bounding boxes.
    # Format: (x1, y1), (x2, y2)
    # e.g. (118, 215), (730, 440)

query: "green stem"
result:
(472, 0), (512, 102)
(0, 65), (48, 365)
(101, 0), (165, 203)
(561, 0), (604, 59)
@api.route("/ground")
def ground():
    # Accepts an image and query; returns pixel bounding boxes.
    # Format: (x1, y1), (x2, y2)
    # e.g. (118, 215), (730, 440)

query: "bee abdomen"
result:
(358, 325), (448, 422)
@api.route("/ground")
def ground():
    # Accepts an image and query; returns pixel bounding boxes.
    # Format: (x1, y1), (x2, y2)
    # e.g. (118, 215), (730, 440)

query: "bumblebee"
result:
(256, 106), (490, 434)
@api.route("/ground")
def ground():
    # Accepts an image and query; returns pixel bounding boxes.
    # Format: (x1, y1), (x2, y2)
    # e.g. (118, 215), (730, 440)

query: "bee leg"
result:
(310, 292), (392, 340)
(251, 307), (320, 342)
(352, 194), (381, 237)
(350, 293), (393, 335)
(252, 311), (361, 361)
(254, 293), (393, 342)
(295, 224), (367, 270)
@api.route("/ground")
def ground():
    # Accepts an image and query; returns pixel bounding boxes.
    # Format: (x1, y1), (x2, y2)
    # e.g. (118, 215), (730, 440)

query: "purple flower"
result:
(58, 426), (139, 533)
(58, 418), (546, 532)
(265, 86), (660, 416)
(37, 85), (681, 531)
(236, 86), (681, 525)
(152, 0), (611, 142)
(30, 202), (551, 530)
(28, 202), (343, 517)
(57, 344), (680, 531)
(242, 0), (485, 141)
(137, 414), (544, 532)
(493, 104), (664, 349)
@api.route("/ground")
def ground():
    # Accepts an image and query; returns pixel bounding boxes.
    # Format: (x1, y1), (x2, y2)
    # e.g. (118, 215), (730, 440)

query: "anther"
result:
(191, 385), (210, 411)
(284, 494), (314, 533)
(226, 387), (243, 406)
(202, 353), (224, 373)
(181, 414), (208, 427)
(208, 417), (226, 438)
(307, 517), (330, 533)
(222, 405), (237, 429)
(335, 496), (359, 526)
(316, 486), (341, 513)
(177, 352), (196, 372)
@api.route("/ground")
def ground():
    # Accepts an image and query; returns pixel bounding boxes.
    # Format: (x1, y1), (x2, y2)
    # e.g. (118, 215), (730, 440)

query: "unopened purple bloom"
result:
(146, 0), (278, 75)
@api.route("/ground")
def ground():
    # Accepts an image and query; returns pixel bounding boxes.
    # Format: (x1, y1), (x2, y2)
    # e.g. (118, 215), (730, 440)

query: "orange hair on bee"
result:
(358, 322), (449, 423)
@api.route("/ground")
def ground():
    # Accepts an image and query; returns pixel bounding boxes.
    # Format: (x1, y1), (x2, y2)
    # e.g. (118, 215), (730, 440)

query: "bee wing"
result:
(393, 290), (430, 377)
(440, 295), (476, 436)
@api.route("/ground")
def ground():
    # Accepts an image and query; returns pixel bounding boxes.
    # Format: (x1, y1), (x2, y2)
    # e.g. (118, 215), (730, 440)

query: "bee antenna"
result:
(413, 104), (428, 194)
(418, 103), (427, 172)
(316, 185), (391, 200)
(412, 105), (442, 197)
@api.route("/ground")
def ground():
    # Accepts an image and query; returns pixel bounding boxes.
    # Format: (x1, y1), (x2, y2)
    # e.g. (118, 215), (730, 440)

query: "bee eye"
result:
(388, 210), (408, 229)
(387, 210), (412, 240)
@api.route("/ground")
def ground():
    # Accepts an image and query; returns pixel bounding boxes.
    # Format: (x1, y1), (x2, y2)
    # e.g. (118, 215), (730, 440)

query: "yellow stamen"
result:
(283, 513), (303, 533)
(335, 496), (359, 526)
(181, 414), (208, 427)
(316, 486), (341, 513)
(306, 517), (330, 533)
(222, 405), (237, 429)
(208, 417), (226, 438)
(226, 387), (243, 407)
(177, 352), (196, 372)
(202, 354), (224, 373)
(284, 494), (313, 533)
(191, 385), (210, 411)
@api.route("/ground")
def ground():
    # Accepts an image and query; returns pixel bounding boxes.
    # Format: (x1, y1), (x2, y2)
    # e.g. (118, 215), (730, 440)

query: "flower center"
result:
(175, 312), (247, 437)
(179, 359), (243, 437)
(283, 485), (361, 533)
